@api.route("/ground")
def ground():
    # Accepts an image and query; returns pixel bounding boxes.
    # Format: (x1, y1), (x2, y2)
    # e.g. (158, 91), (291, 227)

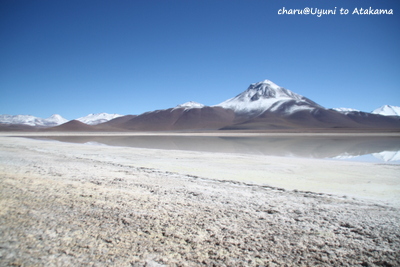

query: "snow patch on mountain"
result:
(215, 80), (322, 116)
(174, 101), (205, 110)
(76, 113), (123, 125)
(0, 114), (68, 127)
(45, 114), (69, 125)
(332, 108), (361, 114)
(372, 105), (400, 116)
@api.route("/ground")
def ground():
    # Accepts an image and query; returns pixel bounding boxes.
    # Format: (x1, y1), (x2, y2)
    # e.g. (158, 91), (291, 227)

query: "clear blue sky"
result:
(1, 0), (399, 119)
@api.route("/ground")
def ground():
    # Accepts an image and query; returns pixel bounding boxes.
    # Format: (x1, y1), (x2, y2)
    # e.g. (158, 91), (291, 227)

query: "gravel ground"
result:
(0, 137), (399, 266)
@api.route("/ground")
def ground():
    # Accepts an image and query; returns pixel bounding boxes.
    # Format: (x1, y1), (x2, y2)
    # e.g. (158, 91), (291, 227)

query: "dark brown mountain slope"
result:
(120, 106), (235, 131)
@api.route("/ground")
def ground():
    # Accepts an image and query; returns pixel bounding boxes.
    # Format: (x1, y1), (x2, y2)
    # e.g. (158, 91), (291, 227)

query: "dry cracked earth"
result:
(0, 138), (399, 266)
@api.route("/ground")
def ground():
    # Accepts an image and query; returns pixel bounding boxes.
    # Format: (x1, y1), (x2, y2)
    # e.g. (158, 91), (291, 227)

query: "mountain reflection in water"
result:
(33, 135), (400, 163)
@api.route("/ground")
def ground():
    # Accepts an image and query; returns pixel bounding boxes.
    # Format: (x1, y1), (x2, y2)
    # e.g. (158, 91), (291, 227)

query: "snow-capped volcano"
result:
(216, 80), (323, 116)
(0, 114), (68, 127)
(76, 113), (123, 125)
(372, 105), (400, 116)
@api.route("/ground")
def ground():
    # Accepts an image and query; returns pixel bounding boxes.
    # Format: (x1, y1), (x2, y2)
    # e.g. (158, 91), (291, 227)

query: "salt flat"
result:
(0, 135), (399, 266)
(2, 133), (398, 204)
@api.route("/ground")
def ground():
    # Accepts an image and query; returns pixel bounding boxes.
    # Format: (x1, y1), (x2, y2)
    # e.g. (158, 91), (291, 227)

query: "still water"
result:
(34, 135), (400, 163)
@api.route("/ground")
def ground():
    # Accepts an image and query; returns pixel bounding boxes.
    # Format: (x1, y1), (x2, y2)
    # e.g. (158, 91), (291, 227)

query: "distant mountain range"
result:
(0, 113), (122, 128)
(0, 114), (68, 127)
(1, 80), (399, 132)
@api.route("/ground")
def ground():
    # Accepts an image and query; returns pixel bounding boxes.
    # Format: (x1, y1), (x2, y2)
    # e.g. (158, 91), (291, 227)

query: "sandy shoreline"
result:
(1, 136), (399, 266)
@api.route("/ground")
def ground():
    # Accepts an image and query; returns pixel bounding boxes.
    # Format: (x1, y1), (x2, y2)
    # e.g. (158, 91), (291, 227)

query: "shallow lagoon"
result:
(34, 135), (400, 163)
